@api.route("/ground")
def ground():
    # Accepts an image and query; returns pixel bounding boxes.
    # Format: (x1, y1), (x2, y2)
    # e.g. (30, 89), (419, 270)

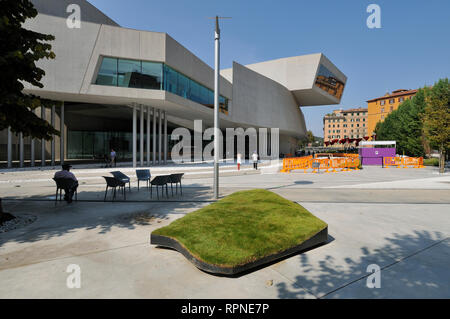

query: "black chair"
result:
(110, 171), (131, 191)
(103, 176), (126, 201)
(168, 173), (184, 196)
(150, 175), (170, 200)
(53, 178), (78, 205)
(136, 169), (151, 191)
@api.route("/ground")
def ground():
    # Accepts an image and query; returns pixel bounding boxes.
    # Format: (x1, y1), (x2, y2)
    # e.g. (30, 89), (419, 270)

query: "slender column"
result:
(146, 106), (151, 166)
(7, 127), (12, 168)
(152, 107), (156, 165)
(60, 103), (65, 165)
(51, 105), (55, 166)
(213, 17), (221, 199)
(164, 111), (168, 164)
(132, 106), (137, 168)
(158, 109), (162, 164)
(140, 105), (144, 166)
(30, 137), (35, 167)
(19, 132), (24, 168)
(41, 106), (46, 166)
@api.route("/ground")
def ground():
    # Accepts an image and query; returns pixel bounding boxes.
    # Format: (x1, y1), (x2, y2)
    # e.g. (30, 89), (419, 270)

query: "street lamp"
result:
(210, 16), (230, 200)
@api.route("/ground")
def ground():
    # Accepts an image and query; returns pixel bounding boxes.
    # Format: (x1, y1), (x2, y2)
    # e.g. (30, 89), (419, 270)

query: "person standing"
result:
(252, 151), (259, 170)
(110, 149), (116, 167)
(54, 164), (78, 203)
(237, 153), (242, 171)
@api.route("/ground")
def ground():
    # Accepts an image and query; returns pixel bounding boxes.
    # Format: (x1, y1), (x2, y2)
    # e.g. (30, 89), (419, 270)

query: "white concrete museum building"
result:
(0, 0), (347, 168)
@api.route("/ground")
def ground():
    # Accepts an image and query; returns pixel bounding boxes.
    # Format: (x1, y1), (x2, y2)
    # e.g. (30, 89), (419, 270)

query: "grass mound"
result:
(152, 189), (327, 267)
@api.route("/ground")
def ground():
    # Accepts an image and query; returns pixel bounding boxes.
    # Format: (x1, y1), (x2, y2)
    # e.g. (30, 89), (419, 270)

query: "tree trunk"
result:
(440, 147), (446, 174)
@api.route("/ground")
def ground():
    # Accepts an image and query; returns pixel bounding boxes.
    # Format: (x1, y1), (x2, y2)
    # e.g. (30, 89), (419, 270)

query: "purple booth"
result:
(359, 141), (396, 166)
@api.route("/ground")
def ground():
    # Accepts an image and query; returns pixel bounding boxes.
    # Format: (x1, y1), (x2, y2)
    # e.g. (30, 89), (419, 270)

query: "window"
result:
(96, 57), (118, 86)
(380, 100), (385, 106)
(314, 64), (345, 99)
(95, 56), (229, 112)
(118, 59), (141, 88)
(389, 99), (395, 104)
(141, 61), (162, 90)
(381, 107), (384, 113)
(399, 97), (404, 102)
(363, 118), (366, 122)
(390, 106), (394, 112)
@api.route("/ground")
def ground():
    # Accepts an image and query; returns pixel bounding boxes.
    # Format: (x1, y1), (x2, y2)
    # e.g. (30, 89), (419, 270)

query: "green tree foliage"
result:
(374, 89), (428, 157)
(423, 78), (450, 173)
(0, 0), (59, 139)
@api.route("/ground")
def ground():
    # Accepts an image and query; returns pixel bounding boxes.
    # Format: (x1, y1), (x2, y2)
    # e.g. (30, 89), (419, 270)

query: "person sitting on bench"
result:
(54, 164), (79, 203)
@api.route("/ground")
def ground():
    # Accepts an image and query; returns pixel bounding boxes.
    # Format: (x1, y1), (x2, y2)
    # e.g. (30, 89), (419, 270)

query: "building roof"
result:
(366, 89), (418, 103)
(323, 107), (367, 118)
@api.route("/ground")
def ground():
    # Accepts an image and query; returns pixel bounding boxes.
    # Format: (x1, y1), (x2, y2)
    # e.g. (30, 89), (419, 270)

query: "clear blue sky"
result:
(88, 0), (450, 137)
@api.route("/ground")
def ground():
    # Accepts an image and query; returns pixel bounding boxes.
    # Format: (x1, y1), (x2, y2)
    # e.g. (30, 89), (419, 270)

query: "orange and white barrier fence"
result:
(281, 154), (360, 173)
(384, 157), (424, 168)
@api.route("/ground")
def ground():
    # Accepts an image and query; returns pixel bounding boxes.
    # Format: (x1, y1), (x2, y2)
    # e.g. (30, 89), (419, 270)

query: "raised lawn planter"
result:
(150, 189), (328, 275)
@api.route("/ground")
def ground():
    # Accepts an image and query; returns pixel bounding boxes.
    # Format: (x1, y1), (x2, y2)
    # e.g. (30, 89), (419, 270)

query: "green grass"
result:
(152, 189), (327, 267)
(423, 158), (439, 166)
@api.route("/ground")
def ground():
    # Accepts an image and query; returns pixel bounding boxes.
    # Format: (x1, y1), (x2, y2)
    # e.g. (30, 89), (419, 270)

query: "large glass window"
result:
(141, 61), (162, 89)
(177, 72), (190, 99)
(96, 57), (118, 86)
(95, 57), (229, 112)
(314, 64), (345, 99)
(118, 59), (142, 88)
(164, 65), (178, 94)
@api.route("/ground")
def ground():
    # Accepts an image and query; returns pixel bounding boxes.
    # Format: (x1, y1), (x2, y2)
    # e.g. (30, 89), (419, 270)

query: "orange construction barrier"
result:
(384, 157), (403, 168)
(281, 154), (361, 173)
(384, 157), (424, 168)
(280, 156), (312, 173)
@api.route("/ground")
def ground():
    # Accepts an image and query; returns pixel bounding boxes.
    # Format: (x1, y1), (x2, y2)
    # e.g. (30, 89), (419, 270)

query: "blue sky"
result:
(88, 0), (450, 137)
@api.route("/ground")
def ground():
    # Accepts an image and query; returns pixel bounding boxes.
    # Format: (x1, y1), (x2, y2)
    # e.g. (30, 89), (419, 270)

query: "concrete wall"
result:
(229, 62), (306, 139)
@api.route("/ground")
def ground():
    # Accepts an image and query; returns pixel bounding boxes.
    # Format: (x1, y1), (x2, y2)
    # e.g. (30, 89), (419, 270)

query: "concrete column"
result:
(7, 127), (12, 168)
(146, 106), (150, 166)
(164, 111), (168, 164)
(51, 105), (55, 166)
(132, 106), (137, 168)
(19, 132), (24, 168)
(60, 103), (64, 165)
(30, 137), (35, 167)
(158, 109), (162, 164)
(140, 104), (144, 167)
(41, 106), (46, 167)
(152, 107), (156, 165)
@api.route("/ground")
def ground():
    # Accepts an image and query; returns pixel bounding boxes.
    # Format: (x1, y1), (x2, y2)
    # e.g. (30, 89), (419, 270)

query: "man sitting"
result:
(54, 164), (78, 203)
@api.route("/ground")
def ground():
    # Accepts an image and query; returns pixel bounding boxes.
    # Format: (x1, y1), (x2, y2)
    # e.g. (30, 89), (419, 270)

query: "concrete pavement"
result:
(0, 164), (448, 298)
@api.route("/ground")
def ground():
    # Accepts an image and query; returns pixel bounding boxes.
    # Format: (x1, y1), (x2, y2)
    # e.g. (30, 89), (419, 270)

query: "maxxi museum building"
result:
(0, 0), (347, 167)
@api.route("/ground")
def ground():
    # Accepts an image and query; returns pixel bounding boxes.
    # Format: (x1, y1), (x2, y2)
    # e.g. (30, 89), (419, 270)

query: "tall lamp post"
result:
(211, 15), (230, 200)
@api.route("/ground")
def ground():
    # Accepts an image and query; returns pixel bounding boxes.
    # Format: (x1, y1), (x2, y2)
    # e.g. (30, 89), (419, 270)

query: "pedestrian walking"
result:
(110, 149), (116, 167)
(237, 153), (242, 171)
(252, 151), (259, 170)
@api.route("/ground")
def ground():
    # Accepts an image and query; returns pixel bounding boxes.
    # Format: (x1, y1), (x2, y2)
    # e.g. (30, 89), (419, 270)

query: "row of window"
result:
(379, 96), (411, 106)
(327, 135), (364, 139)
(326, 117), (366, 123)
(328, 123), (366, 128)
(95, 57), (229, 112)
(328, 127), (367, 133)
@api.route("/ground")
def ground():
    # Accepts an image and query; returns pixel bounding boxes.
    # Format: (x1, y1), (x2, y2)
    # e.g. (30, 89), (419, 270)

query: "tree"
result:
(423, 78), (450, 173)
(306, 130), (315, 144)
(0, 0), (59, 140)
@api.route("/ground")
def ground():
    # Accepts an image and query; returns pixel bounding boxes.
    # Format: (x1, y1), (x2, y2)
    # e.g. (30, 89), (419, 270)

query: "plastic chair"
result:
(53, 178), (78, 205)
(103, 176), (126, 201)
(168, 173), (184, 196)
(136, 169), (151, 191)
(110, 171), (131, 191)
(150, 175), (170, 200)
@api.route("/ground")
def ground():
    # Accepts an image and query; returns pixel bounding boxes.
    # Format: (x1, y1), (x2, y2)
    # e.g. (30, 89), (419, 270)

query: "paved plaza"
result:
(0, 163), (449, 298)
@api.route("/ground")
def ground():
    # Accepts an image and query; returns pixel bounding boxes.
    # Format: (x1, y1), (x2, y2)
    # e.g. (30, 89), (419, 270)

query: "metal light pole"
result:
(213, 16), (220, 200)
(210, 16), (230, 199)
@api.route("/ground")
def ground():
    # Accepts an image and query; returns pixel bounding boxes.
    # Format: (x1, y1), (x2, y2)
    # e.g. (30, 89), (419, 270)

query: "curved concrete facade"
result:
(4, 0), (347, 162)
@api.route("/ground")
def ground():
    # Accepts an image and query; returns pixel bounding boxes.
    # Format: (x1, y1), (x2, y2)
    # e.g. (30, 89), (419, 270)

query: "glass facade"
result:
(314, 64), (345, 99)
(95, 57), (228, 112)
(68, 131), (133, 160)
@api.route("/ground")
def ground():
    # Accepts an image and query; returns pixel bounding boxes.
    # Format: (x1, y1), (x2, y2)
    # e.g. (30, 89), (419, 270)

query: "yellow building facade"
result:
(367, 89), (417, 140)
